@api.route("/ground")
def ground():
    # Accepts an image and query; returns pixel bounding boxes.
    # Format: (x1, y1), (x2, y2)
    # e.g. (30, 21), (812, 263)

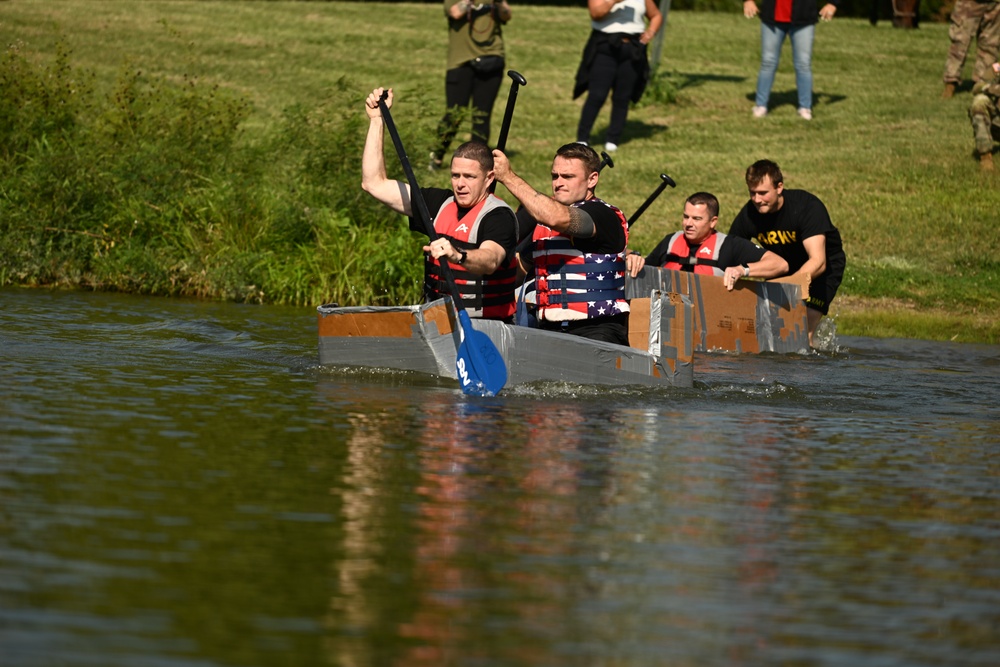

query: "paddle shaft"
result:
(628, 173), (676, 228)
(377, 96), (467, 314)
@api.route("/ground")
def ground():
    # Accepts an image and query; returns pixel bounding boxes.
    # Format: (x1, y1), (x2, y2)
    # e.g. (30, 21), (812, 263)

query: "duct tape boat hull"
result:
(317, 293), (694, 390)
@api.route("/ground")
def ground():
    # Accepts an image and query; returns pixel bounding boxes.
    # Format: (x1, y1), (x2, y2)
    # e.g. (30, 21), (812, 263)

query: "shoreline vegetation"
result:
(2, 1), (997, 344)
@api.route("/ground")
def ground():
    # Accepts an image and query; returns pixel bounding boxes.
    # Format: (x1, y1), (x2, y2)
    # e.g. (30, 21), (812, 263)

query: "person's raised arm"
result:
(361, 88), (413, 215)
(492, 150), (597, 239)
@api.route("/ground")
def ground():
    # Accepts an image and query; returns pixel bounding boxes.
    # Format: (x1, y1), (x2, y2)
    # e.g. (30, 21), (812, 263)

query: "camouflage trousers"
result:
(943, 0), (1000, 84)
(970, 93), (1000, 154)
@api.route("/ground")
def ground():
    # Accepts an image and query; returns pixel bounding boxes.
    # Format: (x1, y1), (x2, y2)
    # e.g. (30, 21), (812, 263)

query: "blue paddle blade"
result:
(455, 310), (507, 397)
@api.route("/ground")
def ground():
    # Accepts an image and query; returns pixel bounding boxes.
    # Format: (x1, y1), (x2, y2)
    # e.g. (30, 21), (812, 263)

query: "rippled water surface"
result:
(2, 288), (998, 666)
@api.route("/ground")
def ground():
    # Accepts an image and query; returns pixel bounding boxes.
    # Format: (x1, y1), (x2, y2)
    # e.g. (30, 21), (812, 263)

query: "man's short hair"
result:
(452, 141), (494, 172)
(745, 159), (784, 188)
(685, 192), (719, 219)
(554, 142), (601, 175)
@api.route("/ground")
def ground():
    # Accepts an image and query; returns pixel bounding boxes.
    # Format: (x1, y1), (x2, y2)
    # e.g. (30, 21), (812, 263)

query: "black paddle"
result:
(628, 172), (676, 228)
(495, 70), (527, 153)
(377, 92), (507, 397)
(599, 150), (615, 173)
(490, 70), (527, 194)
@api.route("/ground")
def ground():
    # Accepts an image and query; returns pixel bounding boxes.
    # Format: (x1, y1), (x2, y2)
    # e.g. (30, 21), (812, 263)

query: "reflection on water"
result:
(1, 288), (998, 667)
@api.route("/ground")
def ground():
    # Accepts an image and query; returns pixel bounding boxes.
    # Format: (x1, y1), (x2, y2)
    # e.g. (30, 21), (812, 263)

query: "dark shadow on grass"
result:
(743, 89), (847, 112)
(951, 80), (979, 95)
(666, 72), (747, 91)
(590, 119), (669, 149)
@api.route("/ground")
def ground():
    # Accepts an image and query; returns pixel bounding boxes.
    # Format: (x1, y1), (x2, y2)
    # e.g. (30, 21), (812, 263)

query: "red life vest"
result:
(532, 198), (630, 322)
(425, 194), (517, 320)
(660, 231), (726, 276)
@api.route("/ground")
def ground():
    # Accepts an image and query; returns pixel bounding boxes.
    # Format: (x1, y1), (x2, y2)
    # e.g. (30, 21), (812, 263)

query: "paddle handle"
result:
(599, 151), (614, 172)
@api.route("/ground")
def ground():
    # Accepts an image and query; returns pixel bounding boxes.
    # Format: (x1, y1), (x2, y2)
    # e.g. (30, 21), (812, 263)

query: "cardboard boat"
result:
(316, 269), (810, 392)
(317, 292), (695, 390)
(625, 267), (811, 354)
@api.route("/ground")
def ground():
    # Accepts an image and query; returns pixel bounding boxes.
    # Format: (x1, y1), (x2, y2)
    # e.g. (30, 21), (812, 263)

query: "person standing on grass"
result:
(431, 0), (512, 170)
(744, 0), (838, 120)
(941, 0), (1000, 99)
(492, 143), (631, 345)
(573, 0), (662, 153)
(970, 62), (1000, 170)
(362, 88), (519, 322)
(728, 160), (846, 347)
(624, 192), (789, 291)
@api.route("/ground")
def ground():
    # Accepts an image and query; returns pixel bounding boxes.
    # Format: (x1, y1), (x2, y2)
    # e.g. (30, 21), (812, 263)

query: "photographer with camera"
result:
(431, 0), (513, 170)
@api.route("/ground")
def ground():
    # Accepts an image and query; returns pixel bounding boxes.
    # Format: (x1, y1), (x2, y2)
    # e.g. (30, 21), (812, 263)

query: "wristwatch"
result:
(457, 249), (468, 265)
(741, 263), (750, 277)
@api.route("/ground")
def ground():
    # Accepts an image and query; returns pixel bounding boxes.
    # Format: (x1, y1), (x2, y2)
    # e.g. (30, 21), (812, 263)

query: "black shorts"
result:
(806, 254), (846, 315)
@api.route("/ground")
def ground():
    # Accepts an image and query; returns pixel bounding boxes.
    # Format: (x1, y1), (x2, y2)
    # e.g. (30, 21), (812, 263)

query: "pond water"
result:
(2, 287), (998, 667)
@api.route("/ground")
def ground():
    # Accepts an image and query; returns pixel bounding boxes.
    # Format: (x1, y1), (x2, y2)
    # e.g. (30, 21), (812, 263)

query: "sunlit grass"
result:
(1, 0), (998, 342)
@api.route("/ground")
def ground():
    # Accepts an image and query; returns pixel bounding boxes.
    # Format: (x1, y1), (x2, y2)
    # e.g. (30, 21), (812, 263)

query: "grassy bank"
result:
(1, 1), (997, 343)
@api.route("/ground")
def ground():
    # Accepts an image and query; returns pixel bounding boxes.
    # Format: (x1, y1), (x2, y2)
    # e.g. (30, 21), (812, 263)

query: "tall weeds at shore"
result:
(0, 43), (425, 306)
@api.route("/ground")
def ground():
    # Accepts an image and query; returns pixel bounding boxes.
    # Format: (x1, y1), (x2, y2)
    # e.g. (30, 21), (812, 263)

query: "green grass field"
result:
(2, 0), (998, 343)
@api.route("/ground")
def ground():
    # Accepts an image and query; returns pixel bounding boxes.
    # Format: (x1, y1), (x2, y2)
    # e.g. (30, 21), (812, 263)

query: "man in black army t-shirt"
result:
(729, 159), (846, 347)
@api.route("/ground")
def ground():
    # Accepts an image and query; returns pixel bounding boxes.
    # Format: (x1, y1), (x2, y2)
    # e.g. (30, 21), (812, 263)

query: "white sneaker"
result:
(752, 105), (767, 118)
(604, 142), (618, 152)
(575, 140), (588, 146)
(797, 108), (813, 120)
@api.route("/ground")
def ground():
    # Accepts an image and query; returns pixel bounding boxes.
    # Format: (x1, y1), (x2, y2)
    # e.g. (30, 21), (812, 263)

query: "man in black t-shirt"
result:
(729, 159), (846, 346)
(624, 192), (788, 291)
(361, 87), (517, 320)
(492, 143), (631, 346)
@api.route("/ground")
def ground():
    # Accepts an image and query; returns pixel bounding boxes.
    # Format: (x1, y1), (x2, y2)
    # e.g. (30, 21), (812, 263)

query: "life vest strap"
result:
(548, 289), (627, 307)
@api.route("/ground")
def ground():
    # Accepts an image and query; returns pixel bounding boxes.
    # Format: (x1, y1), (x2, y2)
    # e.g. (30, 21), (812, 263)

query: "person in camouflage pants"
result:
(942, 0), (1000, 98)
(970, 62), (1000, 169)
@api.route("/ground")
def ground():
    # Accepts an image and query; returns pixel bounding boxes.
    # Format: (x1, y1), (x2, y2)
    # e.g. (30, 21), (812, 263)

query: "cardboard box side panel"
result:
(318, 310), (421, 338)
(627, 267), (810, 354)
(657, 292), (694, 364)
(689, 274), (768, 353)
(657, 292), (694, 386)
(419, 301), (456, 337)
(627, 298), (651, 351)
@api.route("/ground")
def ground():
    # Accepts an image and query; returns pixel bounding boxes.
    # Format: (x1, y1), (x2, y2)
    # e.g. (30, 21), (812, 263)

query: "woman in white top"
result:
(573, 0), (662, 152)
